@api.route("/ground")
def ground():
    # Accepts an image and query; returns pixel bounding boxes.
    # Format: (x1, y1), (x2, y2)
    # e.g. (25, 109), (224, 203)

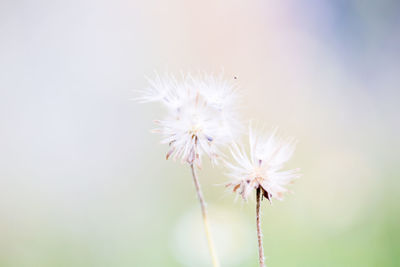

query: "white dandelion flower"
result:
(136, 72), (240, 267)
(225, 127), (301, 267)
(138, 72), (239, 167)
(225, 126), (300, 202)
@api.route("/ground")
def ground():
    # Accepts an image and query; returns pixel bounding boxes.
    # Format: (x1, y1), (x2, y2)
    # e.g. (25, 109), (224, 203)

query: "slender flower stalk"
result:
(190, 164), (220, 267)
(256, 188), (265, 267)
(225, 126), (300, 266)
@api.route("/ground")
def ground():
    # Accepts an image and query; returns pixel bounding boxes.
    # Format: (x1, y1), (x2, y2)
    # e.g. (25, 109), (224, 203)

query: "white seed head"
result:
(225, 126), (300, 202)
(138, 72), (239, 167)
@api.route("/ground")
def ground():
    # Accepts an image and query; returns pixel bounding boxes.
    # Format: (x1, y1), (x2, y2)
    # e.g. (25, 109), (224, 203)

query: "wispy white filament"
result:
(137, 73), (239, 167)
(225, 126), (300, 201)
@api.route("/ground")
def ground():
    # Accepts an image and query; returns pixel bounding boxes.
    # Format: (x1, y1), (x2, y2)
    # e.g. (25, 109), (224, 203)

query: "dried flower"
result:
(137, 73), (239, 167)
(225, 127), (300, 202)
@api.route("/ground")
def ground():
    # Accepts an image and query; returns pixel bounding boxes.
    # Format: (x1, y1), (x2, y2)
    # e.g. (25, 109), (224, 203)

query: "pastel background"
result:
(0, 0), (399, 266)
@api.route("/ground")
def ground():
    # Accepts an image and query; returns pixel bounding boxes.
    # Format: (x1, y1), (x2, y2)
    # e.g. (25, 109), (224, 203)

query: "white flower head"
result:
(137, 72), (240, 167)
(225, 126), (300, 202)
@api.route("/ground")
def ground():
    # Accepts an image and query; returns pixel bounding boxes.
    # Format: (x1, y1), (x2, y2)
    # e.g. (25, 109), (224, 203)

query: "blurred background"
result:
(0, 0), (399, 266)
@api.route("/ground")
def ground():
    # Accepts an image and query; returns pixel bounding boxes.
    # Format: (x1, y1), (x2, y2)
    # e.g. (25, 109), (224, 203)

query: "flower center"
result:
(190, 124), (203, 136)
(189, 114), (203, 138)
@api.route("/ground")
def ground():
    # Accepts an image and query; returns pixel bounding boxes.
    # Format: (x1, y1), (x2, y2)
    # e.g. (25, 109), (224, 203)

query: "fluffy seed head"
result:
(137, 72), (239, 167)
(225, 127), (300, 202)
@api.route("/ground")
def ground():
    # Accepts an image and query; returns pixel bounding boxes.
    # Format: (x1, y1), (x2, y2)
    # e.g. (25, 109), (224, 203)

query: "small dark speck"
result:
(234, 76), (237, 79)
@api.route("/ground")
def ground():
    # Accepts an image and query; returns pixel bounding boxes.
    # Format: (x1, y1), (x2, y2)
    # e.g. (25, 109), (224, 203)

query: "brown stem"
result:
(256, 187), (266, 267)
(190, 164), (220, 267)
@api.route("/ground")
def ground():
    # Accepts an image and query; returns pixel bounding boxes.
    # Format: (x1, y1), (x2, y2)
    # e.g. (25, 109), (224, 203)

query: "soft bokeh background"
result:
(1, 0), (399, 266)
